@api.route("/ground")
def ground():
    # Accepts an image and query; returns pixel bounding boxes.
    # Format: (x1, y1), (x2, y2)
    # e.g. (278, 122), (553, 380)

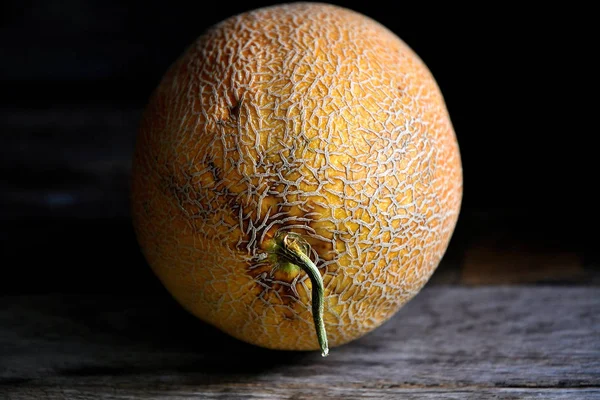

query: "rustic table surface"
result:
(1, 284), (598, 399)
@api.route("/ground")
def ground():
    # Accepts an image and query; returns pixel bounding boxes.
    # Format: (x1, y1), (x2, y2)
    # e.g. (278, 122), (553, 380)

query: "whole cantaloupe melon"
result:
(131, 2), (462, 356)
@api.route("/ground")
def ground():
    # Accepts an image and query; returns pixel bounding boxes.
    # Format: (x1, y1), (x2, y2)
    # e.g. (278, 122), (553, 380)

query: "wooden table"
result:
(2, 285), (598, 399)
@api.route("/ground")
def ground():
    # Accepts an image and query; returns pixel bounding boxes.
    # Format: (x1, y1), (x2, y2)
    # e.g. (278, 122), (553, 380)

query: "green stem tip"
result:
(272, 231), (329, 357)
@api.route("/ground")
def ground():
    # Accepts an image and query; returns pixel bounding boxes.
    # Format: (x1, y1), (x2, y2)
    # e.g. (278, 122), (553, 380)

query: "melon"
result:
(131, 2), (463, 356)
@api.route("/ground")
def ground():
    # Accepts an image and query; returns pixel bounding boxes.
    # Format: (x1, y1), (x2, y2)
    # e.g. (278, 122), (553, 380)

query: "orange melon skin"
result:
(131, 2), (462, 351)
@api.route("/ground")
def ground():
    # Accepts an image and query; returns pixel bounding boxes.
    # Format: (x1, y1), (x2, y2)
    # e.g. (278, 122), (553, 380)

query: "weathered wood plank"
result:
(1, 287), (598, 395)
(3, 385), (600, 400)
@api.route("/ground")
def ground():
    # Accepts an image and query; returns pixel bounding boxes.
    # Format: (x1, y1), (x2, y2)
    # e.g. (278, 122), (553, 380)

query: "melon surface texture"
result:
(131, 2), (463, 355)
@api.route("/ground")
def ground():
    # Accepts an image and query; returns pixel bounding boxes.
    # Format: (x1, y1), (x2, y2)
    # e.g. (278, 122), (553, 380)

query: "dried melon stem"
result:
(270, 231), (329, 357)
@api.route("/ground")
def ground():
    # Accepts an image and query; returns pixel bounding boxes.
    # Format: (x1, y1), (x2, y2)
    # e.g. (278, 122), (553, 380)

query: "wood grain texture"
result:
(1, 287), (598, 398)
(4, 386), (600, 400)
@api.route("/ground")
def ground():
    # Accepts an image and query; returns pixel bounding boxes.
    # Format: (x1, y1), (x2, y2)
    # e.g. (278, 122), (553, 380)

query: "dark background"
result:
(0, 1), (594, 295)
